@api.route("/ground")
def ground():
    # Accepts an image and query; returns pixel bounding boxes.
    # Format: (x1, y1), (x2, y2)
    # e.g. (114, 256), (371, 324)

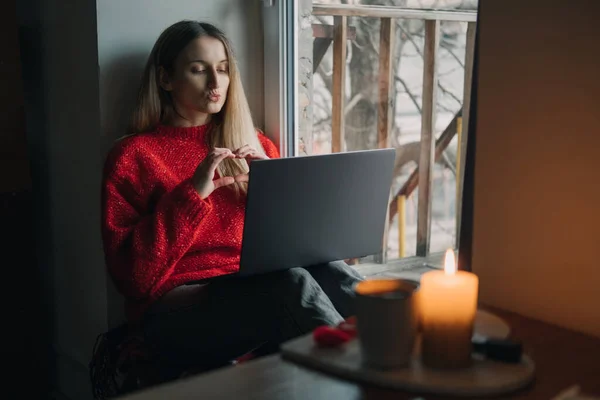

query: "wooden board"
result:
(281, 310), (534, 397)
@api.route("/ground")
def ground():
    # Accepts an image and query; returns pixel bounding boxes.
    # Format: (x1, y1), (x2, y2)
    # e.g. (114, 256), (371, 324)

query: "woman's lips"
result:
(208, 94), (221, 102)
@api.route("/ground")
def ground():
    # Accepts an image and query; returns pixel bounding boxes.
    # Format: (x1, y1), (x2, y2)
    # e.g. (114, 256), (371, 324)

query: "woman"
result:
(101, 20), (363, 374)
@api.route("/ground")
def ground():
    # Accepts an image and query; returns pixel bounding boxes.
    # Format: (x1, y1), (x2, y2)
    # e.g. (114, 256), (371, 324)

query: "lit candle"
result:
(420, 249), (479, 369)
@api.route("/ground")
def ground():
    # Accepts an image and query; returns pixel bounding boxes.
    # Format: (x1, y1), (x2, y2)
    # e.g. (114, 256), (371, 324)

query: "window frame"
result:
(262, 0), (298, 158)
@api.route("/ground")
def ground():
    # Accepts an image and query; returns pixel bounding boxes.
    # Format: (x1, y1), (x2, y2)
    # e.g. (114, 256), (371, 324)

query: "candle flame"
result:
(444, 248), (457, 275)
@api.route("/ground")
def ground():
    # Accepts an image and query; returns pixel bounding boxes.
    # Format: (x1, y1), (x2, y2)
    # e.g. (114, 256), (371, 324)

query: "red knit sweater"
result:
(101, 123), (280, 322)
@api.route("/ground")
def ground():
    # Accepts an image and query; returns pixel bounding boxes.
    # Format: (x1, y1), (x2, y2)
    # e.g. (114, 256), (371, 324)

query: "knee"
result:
(277, 267), (313, 283)
(273, 268), (317, 294)
(327, 260), (349, 270)
(314, 260), (365, 280)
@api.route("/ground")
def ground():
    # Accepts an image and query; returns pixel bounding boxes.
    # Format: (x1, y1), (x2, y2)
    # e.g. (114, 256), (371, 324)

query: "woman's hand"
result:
(192, 148), (249, 199)
(233, 144), (269, 161)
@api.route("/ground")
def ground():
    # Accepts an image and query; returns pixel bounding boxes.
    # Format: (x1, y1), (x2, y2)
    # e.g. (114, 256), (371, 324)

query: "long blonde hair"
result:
(129, 20), (264, 194)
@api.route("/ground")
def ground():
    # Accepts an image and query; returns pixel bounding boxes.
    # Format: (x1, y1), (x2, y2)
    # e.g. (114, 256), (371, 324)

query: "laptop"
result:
(234, 148), (396, 277)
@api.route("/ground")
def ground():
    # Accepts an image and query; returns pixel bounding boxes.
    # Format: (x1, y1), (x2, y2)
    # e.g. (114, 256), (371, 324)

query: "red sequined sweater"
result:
(101, 123), (280, 322)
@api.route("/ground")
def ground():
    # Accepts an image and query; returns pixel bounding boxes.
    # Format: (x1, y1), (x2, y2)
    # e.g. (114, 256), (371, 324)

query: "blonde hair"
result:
(129, 20), (264, 194)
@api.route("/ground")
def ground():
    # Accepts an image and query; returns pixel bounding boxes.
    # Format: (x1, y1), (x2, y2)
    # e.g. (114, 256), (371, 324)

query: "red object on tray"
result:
(313, 317), (358, 347)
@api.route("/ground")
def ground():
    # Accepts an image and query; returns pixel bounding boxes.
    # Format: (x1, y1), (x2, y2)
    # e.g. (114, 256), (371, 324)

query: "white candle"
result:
(420, 249), (479, 369)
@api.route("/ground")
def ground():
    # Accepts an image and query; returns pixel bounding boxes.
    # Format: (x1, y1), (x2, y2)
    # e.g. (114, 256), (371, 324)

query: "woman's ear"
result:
(158, 66), (173, 91)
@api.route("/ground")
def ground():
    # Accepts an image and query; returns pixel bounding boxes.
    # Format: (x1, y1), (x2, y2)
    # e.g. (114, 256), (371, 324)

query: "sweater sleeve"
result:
(258, 130), (281, 159)
(101, 153), (212, 300)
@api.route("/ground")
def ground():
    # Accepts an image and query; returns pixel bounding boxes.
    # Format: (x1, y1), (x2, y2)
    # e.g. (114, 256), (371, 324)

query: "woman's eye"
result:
(192, 69), (206, 74)
(218, 69), (228, 74)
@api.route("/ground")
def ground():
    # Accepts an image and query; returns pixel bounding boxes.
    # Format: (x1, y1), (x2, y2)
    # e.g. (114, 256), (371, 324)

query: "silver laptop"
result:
(236, 148), (396, 277)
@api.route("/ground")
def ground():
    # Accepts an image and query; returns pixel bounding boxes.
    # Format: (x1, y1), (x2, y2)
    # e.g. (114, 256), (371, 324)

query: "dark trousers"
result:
(142, 261), (363, 372)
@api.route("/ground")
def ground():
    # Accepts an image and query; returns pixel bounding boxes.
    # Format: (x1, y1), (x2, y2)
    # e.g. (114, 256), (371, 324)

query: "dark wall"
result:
(0, 0), (50, 397)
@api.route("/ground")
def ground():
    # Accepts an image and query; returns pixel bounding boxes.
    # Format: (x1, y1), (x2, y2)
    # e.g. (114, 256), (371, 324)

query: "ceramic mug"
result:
(354, 278), (420, 369)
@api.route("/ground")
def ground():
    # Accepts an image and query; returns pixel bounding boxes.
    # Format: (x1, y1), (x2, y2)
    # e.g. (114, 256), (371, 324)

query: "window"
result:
(266, 0), (478, 266)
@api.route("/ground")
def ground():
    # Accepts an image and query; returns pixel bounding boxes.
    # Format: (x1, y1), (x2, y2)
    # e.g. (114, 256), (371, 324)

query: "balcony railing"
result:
(311, 3), (477, 262)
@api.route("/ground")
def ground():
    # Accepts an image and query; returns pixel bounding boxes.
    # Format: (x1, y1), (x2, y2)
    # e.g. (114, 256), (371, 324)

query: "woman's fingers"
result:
(213, 176), (235, 189)
(235, 145), (265, 159)
(235, 148), (268, 160)
(234, 173), (249, 183)
(219, 145), (268, 160)
(208, 152), (235, 174)
(200, 147), (264, 194)
(245, 152), (268, 160)
(211, 148), (233, 158)
(194, 149), (243, 199)
(233, 144), (250, 156)
(213, 174), (248, 189)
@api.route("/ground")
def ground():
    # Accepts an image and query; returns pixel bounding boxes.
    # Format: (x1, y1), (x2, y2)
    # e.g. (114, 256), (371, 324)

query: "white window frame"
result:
(262, 0), (298, 158)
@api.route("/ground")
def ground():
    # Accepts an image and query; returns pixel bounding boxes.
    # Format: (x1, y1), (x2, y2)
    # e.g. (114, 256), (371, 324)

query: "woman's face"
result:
(163, 36), (230, 119)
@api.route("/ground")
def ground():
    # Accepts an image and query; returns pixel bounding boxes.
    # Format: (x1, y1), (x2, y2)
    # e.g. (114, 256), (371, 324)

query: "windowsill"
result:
(353, 251), (446, 280)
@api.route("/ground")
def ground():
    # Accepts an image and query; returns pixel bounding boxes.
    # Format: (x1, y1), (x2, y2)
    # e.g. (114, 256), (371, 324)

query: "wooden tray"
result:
(280, 310), (535, 397)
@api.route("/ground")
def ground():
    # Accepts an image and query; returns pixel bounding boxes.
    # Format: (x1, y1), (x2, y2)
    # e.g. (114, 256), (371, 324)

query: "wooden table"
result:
(119, 307), (600, 399)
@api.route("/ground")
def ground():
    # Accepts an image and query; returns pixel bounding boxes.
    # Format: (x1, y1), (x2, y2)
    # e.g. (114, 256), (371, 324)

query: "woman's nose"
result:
(207, 70), (219, 89)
